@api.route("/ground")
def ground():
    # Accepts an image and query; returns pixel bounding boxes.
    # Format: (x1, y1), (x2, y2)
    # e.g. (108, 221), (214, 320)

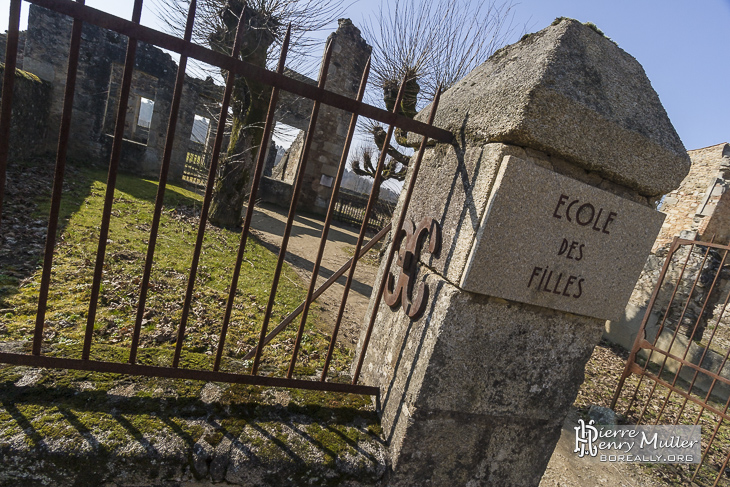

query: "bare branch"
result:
(361, 0), (517, 105)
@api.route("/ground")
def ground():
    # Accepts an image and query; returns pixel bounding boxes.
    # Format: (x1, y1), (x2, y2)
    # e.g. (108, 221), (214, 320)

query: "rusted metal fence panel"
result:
(183, 143), (211, 188)
(0, 0), (448, 398)
(333, 189), (395, 234)
(612, 237), (730, 486)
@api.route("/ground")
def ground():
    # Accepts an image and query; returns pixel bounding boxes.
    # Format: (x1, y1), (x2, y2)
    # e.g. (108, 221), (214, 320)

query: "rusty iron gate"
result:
(183, 142), (212, 189)
(612, 237), (730, 486)
(0, 0), (451, 396)
(333, 189), (395, 234)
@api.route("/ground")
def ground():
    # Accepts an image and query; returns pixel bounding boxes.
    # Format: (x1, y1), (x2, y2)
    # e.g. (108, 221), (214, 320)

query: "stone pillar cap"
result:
(414, 18), (690, 196)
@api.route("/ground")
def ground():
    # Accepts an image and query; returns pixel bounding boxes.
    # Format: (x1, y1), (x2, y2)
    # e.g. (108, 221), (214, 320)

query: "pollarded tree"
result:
(350, 0), (517, 185)
(153, 0), (347, 227)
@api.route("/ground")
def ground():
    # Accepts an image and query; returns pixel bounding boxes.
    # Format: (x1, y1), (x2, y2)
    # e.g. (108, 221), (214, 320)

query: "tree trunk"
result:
(208, 39), (273, 227)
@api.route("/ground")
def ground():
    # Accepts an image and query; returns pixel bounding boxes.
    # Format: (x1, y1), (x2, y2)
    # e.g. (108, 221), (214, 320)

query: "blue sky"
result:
(0, 0), (728, 151)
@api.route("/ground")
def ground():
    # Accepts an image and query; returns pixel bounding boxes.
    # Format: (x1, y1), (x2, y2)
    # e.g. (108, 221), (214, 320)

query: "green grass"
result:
(0, 160), (354, 379)
(0, 159), (382, 484)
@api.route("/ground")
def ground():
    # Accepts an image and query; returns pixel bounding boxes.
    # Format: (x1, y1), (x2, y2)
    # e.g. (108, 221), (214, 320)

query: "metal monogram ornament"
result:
(384, 217), (442, 318)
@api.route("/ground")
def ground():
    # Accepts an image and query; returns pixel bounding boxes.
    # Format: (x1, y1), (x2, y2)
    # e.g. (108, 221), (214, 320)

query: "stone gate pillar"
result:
(355, 18), (691, 486)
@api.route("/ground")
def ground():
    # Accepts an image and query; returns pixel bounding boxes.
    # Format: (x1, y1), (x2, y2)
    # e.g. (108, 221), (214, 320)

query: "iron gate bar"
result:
(655, 246), (729, 424)
(617, 238), (693, 412)
(321, 76), (408, 382)
(81, 0), (144, 360)
(713, 451), (730, 487)
(353, 87), (443, 385)
(631, 342), (730, 391)
(693, 341), (730, 422)
(0, 351), (379, 395)
(0, 0), (452, 398)
(240, 222), (391, 362)
(129, 0), (198, 365)
(23, 0), (452, 145)
(33, 0), (85, 350)
(213, 24), (292, 372)
(250, 40), (334, 376)
(636, 241), (713, 424)
(0, 0), (21, 228)
(700, 400), (730, 487)
(172, 8), (247, 369)
(675, 255), (730, 423)
(610, 237), (730, 486)
(293, 57), (371, 381)
(625, 367), (730, 420)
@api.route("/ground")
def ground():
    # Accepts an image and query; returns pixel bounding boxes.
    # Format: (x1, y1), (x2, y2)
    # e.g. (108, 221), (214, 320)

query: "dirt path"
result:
(246, 203), (381, 346)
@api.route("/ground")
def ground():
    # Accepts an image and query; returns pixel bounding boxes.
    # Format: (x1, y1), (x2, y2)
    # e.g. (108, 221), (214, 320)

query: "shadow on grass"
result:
(0, 375), (382, 477)
(0, 157), (201, 311)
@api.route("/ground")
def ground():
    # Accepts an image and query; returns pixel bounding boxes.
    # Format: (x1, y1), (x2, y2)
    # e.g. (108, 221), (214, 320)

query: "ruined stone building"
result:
(653, 142), (730, 248)
(606, 141), (730, 400)
(1, 5), (223, 181)
(266, 19), (371, 213)
(1, 6), (370, 215)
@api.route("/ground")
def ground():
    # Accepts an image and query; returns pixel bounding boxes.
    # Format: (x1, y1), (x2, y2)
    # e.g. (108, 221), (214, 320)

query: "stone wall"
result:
(19, 5), (221, 180)
(0, 64), (51, 161)
(654, 143), (730, 249)
(607, 143), (730, 349)
(0, 31), (26, 68)
(269, 19), (371, 213)
(606, 143), (730, 402)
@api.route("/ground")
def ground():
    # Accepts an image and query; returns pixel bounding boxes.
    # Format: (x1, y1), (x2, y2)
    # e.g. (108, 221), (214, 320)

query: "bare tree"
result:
(351, 0), (517, 185)
(151, 0), (348, 227)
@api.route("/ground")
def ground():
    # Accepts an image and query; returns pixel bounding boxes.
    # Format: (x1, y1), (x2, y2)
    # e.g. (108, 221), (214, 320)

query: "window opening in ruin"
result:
(270, 122), (302, 183)
(184, 115), (214, 187)
(190, 115), (210, 145)
(132, 96), (154, 145)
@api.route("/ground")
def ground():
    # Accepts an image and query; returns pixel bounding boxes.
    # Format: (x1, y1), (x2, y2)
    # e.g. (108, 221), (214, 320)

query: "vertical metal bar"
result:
(674, 272), (730, 424)
(240, 222), (390, 362)
(82, 0), (144, 360)
(32, 0), (86, 356)
(611, 237), (681, 409)
(353, 88), (443, 385)
(637, 243), (710, 425)
(691, 396), (730, 484)
(128, 0), (197, 364)
(250, 41), (335, 376)
(285, 57), (370, 380)
(623, 241), (693, 416)
(0, 0), (22, 229)
(213, 25), (291, 372)
(172, 10), (247, 368)
(297, 61), (387, 381)
(693, 337), (730, 425)
(656, 247), (727, 424)
(711, 446), (730, 487)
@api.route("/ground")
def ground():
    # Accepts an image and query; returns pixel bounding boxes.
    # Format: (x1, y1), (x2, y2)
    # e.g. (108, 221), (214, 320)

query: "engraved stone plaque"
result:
(460, 156), (665, 321)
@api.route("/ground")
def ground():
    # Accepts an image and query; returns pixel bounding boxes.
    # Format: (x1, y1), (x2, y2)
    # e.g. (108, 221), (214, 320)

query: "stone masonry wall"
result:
(654, 143), (730, 249)
(605, 143), (730, 402)
(0, 31), (26, 68)
(20, 5), (221, 180)
(269, 19), (371, 213)
(0, 64), (51, 161)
